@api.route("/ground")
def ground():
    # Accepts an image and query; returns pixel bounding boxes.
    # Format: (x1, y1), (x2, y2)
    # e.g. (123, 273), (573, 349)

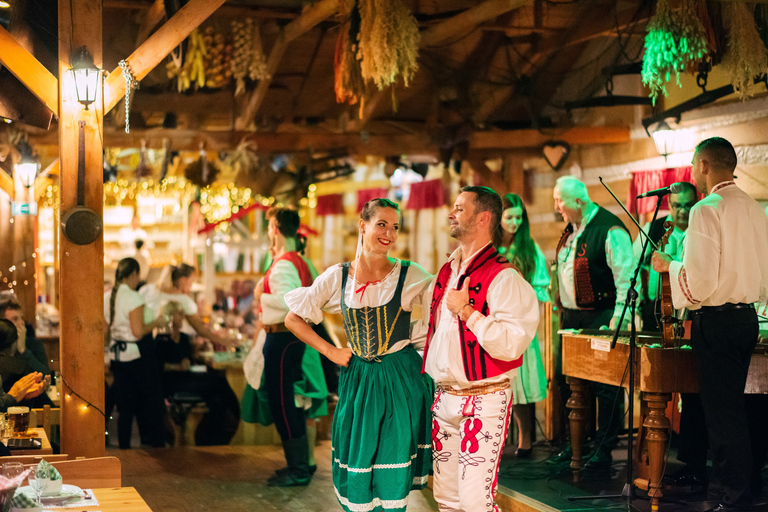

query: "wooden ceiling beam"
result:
(420, 0), (532, 47)
(103, 0), (227, 114)
(473, 4), (650, 124)
(135, 0), (167, 47)
(104, 0), (299, 19)
(235, 0), (347, 130)
(0, 26), (58, 116)
(29, 125), (630, 152)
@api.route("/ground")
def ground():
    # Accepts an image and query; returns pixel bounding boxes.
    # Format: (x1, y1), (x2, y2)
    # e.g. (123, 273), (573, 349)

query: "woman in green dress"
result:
(497, 193), (549, 458)
(285, 198), (433, 512)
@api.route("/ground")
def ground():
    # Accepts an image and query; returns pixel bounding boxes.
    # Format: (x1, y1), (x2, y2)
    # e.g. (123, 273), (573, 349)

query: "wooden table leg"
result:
(640, 391), (672, 511)
(565, 376), (590, 478)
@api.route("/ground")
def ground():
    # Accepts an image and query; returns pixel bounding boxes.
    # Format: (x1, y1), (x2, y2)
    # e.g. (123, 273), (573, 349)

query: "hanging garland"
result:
(641, 0), (707, 103)
(334, 19), (366, 107)
(723, 2), (768, 100)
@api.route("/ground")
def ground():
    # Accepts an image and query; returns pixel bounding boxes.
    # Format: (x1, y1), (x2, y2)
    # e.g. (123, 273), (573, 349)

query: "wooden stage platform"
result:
(107, 437), (757, 512)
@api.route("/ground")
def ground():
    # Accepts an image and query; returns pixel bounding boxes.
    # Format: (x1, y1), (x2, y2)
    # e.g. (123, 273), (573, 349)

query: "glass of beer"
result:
(7, 407), (29, 437)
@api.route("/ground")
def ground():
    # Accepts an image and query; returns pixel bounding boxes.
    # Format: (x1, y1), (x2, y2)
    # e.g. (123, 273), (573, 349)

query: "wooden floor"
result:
(111, 442), (440, 512)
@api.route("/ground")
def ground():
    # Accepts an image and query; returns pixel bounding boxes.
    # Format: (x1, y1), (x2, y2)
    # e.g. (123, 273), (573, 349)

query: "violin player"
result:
(652, 137), (768, 512)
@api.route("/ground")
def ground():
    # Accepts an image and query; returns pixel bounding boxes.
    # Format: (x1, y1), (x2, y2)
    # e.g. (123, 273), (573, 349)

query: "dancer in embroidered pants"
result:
(285, 199), (434, 512)
(418, 187), (539, 512)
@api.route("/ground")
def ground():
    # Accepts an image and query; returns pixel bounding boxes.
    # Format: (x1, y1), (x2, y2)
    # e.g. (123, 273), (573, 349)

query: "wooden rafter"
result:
(420, 0), (531, 47)
(103, 0), (227, 114)
(0, 26), (58, 115)
(472, 4), (650, 124)
(29, 125), (630, 153)
(235, 0), (347, 130)
(135, 0), (167, 47)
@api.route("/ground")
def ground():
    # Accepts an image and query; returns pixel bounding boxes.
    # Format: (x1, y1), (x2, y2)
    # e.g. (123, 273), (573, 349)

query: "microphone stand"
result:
(568, 177), (664, 508)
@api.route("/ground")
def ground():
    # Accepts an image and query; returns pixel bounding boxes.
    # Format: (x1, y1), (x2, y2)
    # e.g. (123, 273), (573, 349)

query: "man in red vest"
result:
(420, 186), (539, 512)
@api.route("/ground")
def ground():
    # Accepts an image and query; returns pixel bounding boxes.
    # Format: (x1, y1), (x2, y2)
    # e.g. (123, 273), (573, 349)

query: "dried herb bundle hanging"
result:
(722, 2), (768, 100)
(356, 0), (420, 91)
(697, 0), (726, 64)
(334, 18), (366, 106)
(641, 0), (707, 103)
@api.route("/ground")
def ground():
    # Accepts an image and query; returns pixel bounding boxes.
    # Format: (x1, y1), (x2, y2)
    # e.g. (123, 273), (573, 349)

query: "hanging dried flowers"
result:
(334, 19), (366, 106)
(185, 146), (220, 188)
(231, 19), (269, 97)
(641, 0), (707, 103)
(722, 2), (768, 100)
(357, 0), (420, 91)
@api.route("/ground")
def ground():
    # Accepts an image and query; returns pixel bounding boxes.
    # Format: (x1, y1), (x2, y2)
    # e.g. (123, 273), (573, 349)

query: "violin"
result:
(657, 221), (678, 348)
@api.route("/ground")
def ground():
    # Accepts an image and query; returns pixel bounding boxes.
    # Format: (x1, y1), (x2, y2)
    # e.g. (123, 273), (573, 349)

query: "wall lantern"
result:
(651, 120), (676, 160)
(70, 47), (100, 110)
(15, 141), (38, 189)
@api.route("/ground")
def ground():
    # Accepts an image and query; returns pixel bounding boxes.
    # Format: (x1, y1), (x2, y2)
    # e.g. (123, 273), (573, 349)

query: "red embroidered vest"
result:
(261, 252), (313, 316)
(422, 245), (524, 382)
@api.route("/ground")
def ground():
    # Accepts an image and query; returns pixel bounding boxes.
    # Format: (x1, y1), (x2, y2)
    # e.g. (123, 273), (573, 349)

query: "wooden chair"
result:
(45, 457), (121, 488)
(0, 454), (70, 464)
(30, 405), (60, 440)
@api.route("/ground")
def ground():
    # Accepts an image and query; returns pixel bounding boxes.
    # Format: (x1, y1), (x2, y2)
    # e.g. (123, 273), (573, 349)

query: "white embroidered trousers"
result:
(431, 387), (512, 512)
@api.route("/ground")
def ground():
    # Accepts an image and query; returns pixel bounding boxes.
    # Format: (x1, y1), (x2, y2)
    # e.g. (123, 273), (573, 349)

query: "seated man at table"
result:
(156, 302), (240, 446)
(0, 319), (53, 409)
(0, 301), (51, 378)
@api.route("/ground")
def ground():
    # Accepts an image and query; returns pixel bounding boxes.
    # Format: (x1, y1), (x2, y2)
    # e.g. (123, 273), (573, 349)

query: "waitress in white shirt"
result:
(105, 257), (168, 449)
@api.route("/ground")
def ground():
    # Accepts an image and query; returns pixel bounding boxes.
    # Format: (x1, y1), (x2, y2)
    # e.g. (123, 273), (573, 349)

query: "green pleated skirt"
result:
(332, 346), (433, 512)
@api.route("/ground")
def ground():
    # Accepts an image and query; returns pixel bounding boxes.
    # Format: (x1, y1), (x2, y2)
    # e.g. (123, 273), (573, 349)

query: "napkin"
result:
(9, 492), (40, 511)
(36, 460), (61, 481)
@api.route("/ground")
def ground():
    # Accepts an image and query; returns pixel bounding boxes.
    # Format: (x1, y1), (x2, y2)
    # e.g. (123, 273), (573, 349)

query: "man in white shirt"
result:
(653, 137), (768, 512)
(421, 186), (539, 512)
(552, 176), (635, 470)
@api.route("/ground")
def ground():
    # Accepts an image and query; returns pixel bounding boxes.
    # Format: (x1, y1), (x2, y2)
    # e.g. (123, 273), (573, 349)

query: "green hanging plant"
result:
(642, 0), (708, 104)
(722, 2), (768, 100)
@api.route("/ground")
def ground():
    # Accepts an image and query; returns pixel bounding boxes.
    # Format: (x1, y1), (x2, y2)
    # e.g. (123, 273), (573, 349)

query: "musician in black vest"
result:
(552, 176), (635, 470)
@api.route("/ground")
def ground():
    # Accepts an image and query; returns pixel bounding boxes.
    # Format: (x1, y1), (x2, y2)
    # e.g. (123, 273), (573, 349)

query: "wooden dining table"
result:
(44, 487), (151, 512)
(7, 427), (52, 455)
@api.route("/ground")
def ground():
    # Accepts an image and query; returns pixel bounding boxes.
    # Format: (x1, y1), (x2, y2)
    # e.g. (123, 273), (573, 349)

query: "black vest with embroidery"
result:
(340, 261), (412, 360)
(557, 206), (629, 310)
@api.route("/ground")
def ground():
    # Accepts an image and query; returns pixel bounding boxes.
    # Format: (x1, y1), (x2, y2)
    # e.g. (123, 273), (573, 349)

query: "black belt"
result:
(691, 303), (755, 316)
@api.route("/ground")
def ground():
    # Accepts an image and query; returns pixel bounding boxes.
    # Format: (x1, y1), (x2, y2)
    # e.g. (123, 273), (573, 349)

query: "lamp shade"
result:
(652, 120), (675, 159)
(15, 161), (37, 188)
(70, 47), (99, 109)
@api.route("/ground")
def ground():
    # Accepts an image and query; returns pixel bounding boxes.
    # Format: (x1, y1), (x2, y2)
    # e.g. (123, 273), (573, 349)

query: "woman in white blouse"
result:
(105, 257), (168, 449)
(285, 199), (434, 512)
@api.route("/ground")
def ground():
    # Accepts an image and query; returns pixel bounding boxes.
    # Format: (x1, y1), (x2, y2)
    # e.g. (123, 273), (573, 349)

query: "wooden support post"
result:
(12, 172), (36, 321)
(58, 0), (105, 458)
(0, 189), (12, 294)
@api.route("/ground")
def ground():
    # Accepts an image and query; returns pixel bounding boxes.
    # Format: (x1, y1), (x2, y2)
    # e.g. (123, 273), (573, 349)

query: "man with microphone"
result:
(551, 176), (635, 471)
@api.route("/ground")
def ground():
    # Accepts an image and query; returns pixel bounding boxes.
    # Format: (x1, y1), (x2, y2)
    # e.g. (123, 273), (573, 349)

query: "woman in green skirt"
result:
(285, 198), (433, 512)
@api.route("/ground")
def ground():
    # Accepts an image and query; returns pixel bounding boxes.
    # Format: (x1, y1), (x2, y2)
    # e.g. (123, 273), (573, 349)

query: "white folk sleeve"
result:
(409, 277), (436, 350)
(605, 227), (636, 320)
(284, 265), (343, 324)
(668, 204), (721, 310)
(260, 260), (303, 325)
(467, 269), (539, 361)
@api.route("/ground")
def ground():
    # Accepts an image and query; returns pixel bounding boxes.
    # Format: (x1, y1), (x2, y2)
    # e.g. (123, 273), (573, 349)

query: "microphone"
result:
(636, 182), (685, 199)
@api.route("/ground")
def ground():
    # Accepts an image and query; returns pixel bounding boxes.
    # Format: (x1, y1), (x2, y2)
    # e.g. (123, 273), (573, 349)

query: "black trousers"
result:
(262, 332), (307, 442)
(111, 336), (166, 449)
(691, 307), (759, 505)
(558, 307), (622, 451)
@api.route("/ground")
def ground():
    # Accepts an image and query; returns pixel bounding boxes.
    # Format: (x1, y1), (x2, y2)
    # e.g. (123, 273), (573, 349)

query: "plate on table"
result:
(18, 484), (82, 504)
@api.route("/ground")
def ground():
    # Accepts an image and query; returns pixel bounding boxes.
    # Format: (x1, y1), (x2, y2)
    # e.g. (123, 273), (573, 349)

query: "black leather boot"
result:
(268, 435), (312, 487)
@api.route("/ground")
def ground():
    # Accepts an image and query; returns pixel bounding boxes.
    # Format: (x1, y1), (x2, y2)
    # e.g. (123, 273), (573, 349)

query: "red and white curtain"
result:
(315, 194), (345, 270)
(628, 166), (695, 215)
(406, 179), (449, 274)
